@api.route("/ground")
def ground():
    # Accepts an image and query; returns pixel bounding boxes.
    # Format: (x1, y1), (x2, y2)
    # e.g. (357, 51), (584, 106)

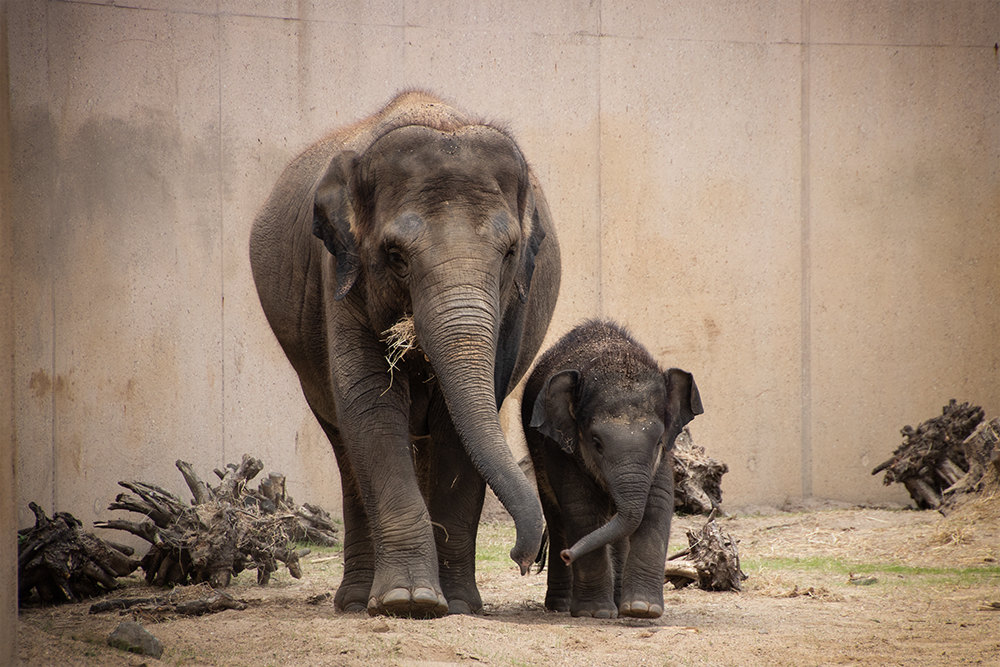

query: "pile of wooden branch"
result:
(673, 427), (728, 515)
(872, 400), (999, 510)
(96, 455), (339, 588)
(664, 510), (746, 591)
(18, 502), (140, 605)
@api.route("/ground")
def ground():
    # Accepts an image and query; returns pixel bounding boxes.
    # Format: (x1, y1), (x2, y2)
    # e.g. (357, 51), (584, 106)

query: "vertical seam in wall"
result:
(46, 1), (57, 512)
(800, 0), (812, 498)
(217, 7), (225, 464)
(596, 3), (604, 318)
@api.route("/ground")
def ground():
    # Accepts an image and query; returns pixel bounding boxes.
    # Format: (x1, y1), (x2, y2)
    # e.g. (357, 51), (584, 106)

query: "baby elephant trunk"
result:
(560, 466), (652, 564)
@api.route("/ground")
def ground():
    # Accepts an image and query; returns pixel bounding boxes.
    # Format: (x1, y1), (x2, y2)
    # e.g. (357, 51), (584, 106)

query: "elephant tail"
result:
(533, 524), (549, 574)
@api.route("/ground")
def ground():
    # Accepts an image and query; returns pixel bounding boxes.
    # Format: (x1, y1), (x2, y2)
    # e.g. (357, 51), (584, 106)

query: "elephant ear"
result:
(514, 179), (546, 303)
(313, 151), (361, 301)
(529, 369), (580, 454)
(663, 368), (704, 449)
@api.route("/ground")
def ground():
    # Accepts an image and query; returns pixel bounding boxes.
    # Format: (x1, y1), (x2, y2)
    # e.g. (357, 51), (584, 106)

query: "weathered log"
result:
(17, 503), (140, 606)
(672, 427), (729, 515)
(942, 417), (1000, 504)
(663, 561), (699, 582)
(872, 400), (986, 509)
(216, 455), (264, 499)
(904, 477), (942, 510)
(665, 511), (746, 592)
(176, 459), (214, 505)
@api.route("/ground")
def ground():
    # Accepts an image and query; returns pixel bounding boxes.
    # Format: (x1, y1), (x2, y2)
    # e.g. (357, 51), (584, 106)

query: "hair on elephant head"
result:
(250, 91), (561, 617)
(523, 318), (702, 619)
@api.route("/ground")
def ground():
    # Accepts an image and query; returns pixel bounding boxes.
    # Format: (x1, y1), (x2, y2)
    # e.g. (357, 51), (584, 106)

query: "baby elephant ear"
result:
(313, 151), (360, 301)
(664, 368), (704, 441)
(529, 369), (580, 454)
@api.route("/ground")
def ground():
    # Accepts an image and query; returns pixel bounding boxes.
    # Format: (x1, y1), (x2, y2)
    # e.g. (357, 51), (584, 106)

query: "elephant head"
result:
(310, 123), (548, 571)
(531, 359), (703, 564)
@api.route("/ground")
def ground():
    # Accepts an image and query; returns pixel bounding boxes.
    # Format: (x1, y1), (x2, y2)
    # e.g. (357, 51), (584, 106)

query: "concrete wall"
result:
(3, 1), (19, 660)
(5, 0), (999, 560)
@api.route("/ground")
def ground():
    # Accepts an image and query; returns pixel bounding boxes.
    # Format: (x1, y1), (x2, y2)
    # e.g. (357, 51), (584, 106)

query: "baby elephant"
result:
(522, 319), (703, 619)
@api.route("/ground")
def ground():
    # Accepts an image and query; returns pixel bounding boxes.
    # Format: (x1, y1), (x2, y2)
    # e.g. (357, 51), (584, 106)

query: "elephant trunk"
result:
(412, 275), (544, 575)
(560, 466), (652, 564)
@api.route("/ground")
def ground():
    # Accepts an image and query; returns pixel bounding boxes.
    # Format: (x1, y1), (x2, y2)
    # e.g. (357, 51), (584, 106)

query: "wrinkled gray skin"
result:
(250, 92), (560, 618)
(523, 320), (702, 619)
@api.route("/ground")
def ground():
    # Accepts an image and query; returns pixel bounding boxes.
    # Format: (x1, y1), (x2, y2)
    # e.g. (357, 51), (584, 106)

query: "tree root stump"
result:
(872, 401), (996, 511)
(673, 427), (729, 515)
(17, 502), (140, 606)
(665, 510), (746, 592)
(95, 454), (338, 588)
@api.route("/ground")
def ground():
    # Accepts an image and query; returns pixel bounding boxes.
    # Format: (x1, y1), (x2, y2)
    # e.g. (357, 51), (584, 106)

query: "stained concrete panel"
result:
(808, 34), (1000, 501)
(9, 0), (56, 532)
(2, 1), (17, 659)
(598, 25), (804, 505)
(13, 3), (226, 529)
(602, 0), (800, 44)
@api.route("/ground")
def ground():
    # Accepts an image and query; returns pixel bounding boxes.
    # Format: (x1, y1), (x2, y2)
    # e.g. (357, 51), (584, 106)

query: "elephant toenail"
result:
(412, 588), (439, 604)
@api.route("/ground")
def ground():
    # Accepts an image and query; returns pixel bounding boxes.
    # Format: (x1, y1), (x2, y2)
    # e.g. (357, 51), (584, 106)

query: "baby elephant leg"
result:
(619, 462), (674, 619)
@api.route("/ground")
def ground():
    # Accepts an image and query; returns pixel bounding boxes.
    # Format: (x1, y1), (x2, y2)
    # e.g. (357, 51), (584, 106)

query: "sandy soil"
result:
(19, 496), (1000, 667)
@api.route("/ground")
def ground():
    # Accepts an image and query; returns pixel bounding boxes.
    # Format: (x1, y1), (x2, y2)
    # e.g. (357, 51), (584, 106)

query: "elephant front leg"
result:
(331, 364), (449, 618)
(558, 486), (617, 618)
(618, 460), (673, 619)
(420, 399), (486, 615)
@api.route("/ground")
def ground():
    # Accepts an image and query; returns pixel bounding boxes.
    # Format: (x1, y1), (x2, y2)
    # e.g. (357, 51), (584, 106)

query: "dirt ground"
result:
(19, 495), (1000, 667)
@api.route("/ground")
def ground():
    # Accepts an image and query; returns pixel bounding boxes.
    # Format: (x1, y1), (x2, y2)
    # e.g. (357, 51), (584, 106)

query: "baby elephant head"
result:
(530, 336), (703, 564)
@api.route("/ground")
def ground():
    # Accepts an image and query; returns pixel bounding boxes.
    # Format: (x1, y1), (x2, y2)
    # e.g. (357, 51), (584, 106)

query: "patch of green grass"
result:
(476, 521), (518, 565)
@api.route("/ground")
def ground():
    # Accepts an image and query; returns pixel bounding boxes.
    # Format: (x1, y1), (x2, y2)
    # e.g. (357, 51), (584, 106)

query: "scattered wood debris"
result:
(672, 427), (729, 515)
(664, 510), (747, 591)
(17, 502), (141, 606)
(90, 583), (248, 618)
(872, 401), (999, 510)
(95, 455), (338, 588)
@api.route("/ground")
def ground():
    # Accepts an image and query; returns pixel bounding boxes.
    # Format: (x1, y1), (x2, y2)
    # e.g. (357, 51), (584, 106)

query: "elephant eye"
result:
(592, 435), (604, 456)
(504, 243), (517, 261)
(386, 247), (409, 278)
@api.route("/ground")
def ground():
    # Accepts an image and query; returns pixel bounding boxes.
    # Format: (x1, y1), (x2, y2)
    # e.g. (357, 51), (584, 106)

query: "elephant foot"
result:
(367, 587), (449, 619)
(544, 595), (571, 613)
(446, 598), (482, 615)
(335, 580), (373, 614)
(570, 605), (618, 619)
(619, 599), (664, 619)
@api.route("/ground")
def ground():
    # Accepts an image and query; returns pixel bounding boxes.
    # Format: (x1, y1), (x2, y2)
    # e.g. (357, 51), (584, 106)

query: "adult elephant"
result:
(249, 91), (561, 618)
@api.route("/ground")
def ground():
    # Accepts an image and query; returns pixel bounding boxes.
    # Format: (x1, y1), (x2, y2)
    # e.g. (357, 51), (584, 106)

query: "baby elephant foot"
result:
(571, 603), (619, 619)
(619, 599), (664, 619)
(368, 587), (449, 619)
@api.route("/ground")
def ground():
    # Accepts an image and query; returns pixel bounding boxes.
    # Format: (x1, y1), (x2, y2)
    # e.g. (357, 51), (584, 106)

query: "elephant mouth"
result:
(382, 314), (423, 379)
